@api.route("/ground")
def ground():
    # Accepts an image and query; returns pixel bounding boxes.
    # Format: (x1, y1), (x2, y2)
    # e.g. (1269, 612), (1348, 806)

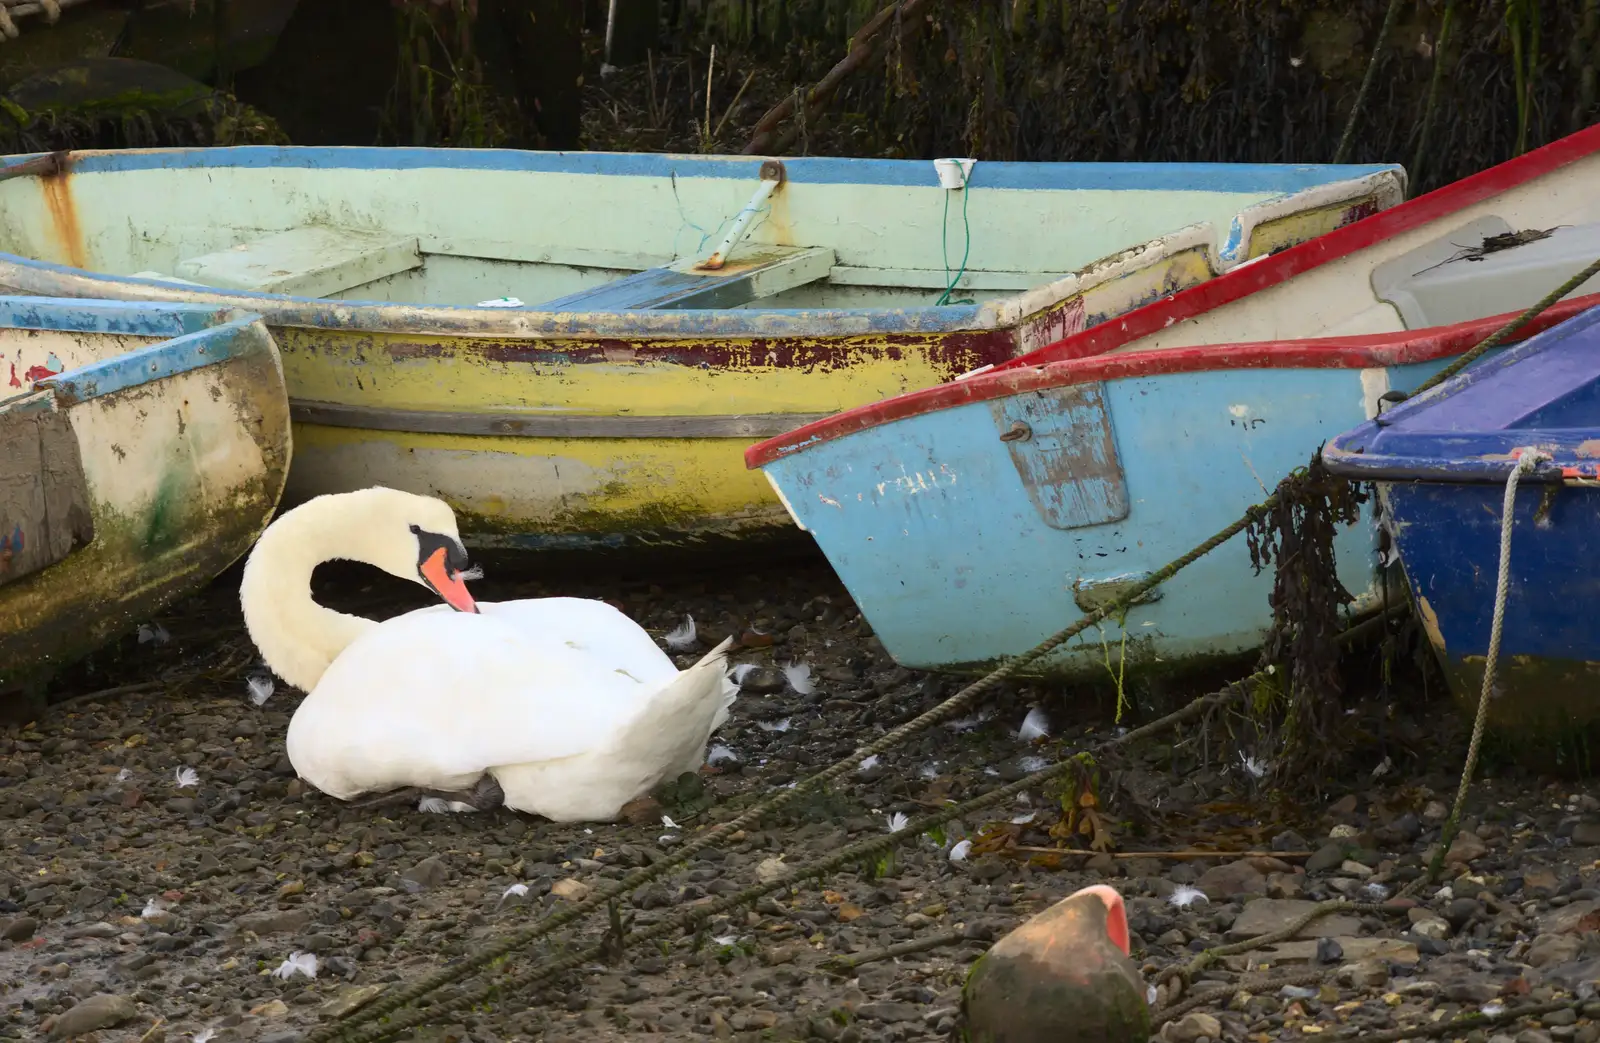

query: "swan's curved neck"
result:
(240, 498), (386, 692)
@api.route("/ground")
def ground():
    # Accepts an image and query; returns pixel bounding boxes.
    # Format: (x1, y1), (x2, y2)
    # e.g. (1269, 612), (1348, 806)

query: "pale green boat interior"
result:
(0, 148), (1402, 318)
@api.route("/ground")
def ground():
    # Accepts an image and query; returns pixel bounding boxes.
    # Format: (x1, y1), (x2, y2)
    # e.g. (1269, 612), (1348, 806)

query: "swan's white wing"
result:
(475, 597), (680, 684)
(287, 608), (670, 794)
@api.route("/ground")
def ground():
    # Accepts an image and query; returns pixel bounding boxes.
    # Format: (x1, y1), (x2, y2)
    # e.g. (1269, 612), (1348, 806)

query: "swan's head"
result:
(359, 489), (480, 614)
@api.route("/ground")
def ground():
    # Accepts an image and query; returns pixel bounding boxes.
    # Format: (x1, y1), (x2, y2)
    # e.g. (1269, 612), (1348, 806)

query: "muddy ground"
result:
(2, 547), (1598, 1043)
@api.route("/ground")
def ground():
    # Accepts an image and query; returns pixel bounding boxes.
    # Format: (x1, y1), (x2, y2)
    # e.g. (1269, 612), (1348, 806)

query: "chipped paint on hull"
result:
(0, 303), (290, 686)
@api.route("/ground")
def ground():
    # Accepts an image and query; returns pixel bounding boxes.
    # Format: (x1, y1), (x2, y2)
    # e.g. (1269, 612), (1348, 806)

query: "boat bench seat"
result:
(173, 225), (423, 298)
(536, 245), (835, 311)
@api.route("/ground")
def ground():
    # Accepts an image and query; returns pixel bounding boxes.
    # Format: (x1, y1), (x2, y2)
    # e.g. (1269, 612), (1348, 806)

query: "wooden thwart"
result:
(537, 245), (835, 311)
(175, 225), (422, 298)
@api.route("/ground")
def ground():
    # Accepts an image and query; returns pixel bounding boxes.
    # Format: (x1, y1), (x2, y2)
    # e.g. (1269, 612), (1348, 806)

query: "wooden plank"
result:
(537, 245), (835, 311)
(989, 385), (1129, 530)
(0, 391), (93, 586)
(175, 225), (422, 298)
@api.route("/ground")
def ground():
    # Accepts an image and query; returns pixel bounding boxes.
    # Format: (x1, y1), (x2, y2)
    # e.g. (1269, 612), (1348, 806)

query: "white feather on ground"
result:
(1017, 708), (1050, 741)
(247, 675), (275, 707)
(662, 615), (697, 650)
(783, 661), (815, 695)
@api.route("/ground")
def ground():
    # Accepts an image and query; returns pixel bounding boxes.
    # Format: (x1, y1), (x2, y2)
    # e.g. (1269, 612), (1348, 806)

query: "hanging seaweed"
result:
(1242, 456), (1370, 770)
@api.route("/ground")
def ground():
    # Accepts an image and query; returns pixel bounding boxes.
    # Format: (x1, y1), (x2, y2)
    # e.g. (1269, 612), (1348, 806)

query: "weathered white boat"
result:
(0, 147), (1400, 549)
(0, 296), (290, 694)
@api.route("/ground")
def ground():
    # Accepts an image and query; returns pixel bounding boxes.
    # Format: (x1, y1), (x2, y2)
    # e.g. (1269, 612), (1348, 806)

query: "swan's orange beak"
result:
(420, 547), (479, 614)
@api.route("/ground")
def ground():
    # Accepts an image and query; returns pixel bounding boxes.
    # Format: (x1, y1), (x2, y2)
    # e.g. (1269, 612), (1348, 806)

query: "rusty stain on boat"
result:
(39, 165), (86, 271)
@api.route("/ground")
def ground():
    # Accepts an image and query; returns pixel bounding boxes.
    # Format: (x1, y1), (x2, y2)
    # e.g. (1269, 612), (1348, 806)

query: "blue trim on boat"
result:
(0, 295), (239, 338)
(10, 147), (1400, 194)
(37, 316), (263, 405)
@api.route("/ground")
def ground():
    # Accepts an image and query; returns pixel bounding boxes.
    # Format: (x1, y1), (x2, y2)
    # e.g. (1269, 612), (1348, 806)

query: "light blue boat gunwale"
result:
(747, 304), (1589, 678)
(0, 147), (1401, 339)
(0, 296), (265, 406)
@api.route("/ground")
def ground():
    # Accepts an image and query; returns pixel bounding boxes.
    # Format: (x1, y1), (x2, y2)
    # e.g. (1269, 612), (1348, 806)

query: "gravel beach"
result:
(3, 549), (1599, 1043)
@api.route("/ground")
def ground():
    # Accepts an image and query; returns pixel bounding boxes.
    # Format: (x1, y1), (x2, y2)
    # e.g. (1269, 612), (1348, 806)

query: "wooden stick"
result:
(821, 929), (965, 974)
(742, 0), (929, 155)
(713, 70), (756, 141)
(1006, 847), (1313, 861)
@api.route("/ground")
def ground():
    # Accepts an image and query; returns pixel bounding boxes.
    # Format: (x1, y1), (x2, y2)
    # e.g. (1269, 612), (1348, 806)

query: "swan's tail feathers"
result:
(612, 636), (737, 772)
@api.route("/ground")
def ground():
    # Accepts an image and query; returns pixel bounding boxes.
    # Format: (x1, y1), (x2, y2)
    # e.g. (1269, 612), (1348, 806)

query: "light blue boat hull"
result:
(760, 360), (1471, 678)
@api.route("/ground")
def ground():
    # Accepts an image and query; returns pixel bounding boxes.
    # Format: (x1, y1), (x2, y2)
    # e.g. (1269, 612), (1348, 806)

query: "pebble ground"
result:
(2, 547), (1597, 1043)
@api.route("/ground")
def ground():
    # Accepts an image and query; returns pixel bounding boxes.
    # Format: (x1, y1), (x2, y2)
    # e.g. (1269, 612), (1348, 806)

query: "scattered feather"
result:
(116, 768), (132, 783)
(1146, 985), (1158, 1006)
(946, 708), (994, 732)
(141, 897), (169, 919)
(1370, 755), (1393, 780)
(1167, 885), (1209, 909)
(246, 675), (275, 707)
(782, 661), (815, 695)
(1363, 882), (1391, 901)
(1010, 811), (1037, 825)
(885, 812), (910, 833)
(271, 952), (318, 980)
(858, 754), (880, 772)
(193, 1030), (218, 1043)
(458, 564), (485, 581)
(495, 883), (529, 910)
(730, 664), (759, 684)
(712, 934), (738, 947)
(1017, 755), (1051, 773)
(1480, 1001), (1505, 1017)
(919, 762), (940, 780)
(948, 839), (972, 862)
(418, 797), (477, 814)
(756, 718), (791, 733)
(137, 623), (170, 645)
(173, 766), (199, 789)
(663, 615), (697, 650)
(1017, 708), (1050, 741)
(1279, 984), (1318, 999)
(1238, 752), (1269, 779)
(661, 815), (680, 831)
(706, 744), (740, 766)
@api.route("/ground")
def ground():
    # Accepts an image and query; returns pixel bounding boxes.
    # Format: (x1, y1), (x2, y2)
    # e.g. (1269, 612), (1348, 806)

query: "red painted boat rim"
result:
(983, 121), (1600, 374)
(744, 292), (1600, 470)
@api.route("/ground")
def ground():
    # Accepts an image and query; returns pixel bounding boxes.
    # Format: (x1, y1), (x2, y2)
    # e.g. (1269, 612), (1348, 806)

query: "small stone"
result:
(550, 878), (591, 902)
(1410, 917), (1451, 941)
(1, 916), (38, 942)
(49, 994), (139, 1038)
(1228, 900), (1361, 940)
(1195, 860), (1267, 900)
(1316, 937), (1344, 964)
(1162, 1012), (1222, 1043)
(1528, 933), (1584, 968)
(1335, 960), (1389, 988)
(320, 985), (386, 1019)
(1573, 822), (1600, 846)
(1446, 831), (1489, 865)
(1422, 800), (1449, 821)
(1306, 842), (1349, 874)
(618, 796), (664, 825)
(856, 1001), (920, 1023)
(402, 856), (449, 889)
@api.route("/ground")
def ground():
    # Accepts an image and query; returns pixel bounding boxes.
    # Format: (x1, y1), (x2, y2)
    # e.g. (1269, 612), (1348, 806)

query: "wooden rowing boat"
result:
(745, 125), (1600, 678)
(0, 296), (289, 694)
(0, 147), (1400, 548)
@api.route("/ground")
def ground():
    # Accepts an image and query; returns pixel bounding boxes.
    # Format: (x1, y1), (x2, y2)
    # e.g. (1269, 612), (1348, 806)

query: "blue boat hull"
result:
(761, 357), (1475, 679)
(1382, 480), (1600, 737)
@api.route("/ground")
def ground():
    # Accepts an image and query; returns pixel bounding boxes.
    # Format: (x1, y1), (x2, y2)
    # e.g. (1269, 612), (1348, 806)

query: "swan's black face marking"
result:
(411, 525), (479, 614)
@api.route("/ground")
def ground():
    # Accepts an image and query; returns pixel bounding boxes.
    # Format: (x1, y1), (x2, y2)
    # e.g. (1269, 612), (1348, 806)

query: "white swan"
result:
(239, 486), (737, 822)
